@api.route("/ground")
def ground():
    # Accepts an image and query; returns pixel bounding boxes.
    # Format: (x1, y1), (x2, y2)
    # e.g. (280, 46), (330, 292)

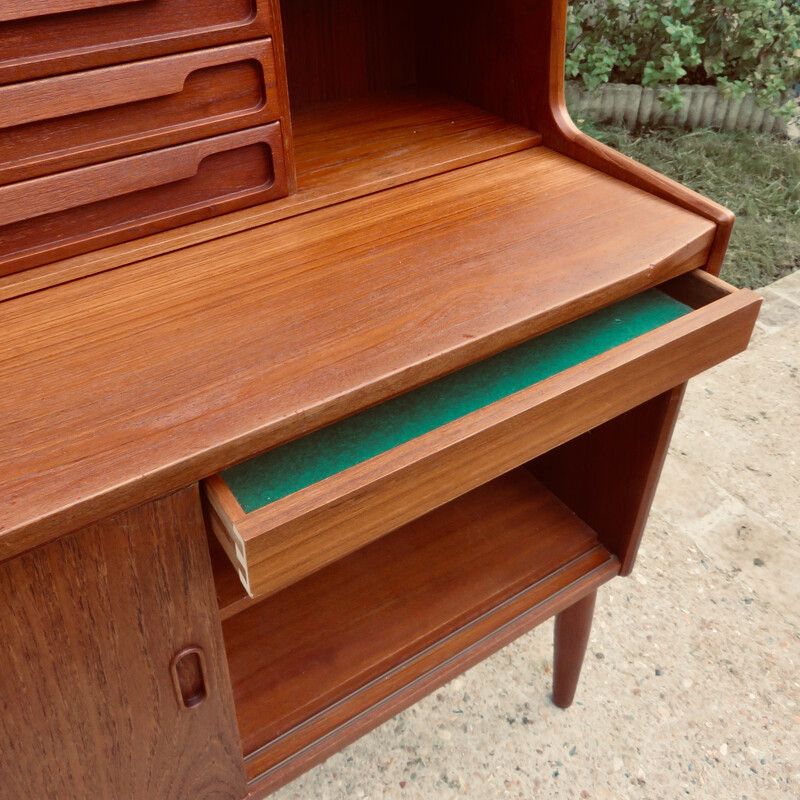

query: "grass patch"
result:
(576, 121), (800, 289)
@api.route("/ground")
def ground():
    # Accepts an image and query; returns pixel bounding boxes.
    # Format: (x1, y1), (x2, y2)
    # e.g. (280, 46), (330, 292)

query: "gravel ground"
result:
(273, 272), (800, 800)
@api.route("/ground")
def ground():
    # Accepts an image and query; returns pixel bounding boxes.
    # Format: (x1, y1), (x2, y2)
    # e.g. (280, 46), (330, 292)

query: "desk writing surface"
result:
(0, 148), (715, 560)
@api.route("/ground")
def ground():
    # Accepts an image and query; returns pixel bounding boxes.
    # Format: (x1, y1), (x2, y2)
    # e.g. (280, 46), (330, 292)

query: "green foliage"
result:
(566, 0), (800, 119)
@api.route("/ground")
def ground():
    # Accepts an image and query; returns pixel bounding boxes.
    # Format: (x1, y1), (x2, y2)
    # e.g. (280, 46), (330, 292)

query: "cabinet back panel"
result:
(417, 0), (554, 132)
(280, 0), (417, 107)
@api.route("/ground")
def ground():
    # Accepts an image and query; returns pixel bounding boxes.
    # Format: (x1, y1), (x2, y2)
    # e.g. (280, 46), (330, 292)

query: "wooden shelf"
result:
(0, 143), (718, 562)
(0, 90), (540, 300)
(289, 90), (541, 212)
(220, 468), (618, 781)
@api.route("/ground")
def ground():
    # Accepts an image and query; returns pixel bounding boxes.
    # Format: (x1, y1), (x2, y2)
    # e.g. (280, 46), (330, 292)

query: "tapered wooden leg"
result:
(552, 590), (597, 709)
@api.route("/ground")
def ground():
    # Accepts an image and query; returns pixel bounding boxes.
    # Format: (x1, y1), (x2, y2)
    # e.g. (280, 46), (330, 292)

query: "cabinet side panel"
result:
(528, 386), (686, 575)
(0, 486), (246, 800)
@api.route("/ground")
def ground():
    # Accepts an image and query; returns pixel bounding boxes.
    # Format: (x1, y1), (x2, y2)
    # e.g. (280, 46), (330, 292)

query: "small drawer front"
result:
(203, 271), (761, 601)
(0, 0), (145, 21)
(0, 0), (272, 84)
(0, 41), (282, 185)
(0, 123), (287, 277)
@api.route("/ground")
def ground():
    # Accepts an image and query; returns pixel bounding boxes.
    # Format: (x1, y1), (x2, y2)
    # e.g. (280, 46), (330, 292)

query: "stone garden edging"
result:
(565, 81), (790, 136)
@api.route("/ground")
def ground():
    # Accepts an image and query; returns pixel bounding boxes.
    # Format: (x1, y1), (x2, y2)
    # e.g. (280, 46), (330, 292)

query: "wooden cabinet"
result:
(0, 1), (761, 798)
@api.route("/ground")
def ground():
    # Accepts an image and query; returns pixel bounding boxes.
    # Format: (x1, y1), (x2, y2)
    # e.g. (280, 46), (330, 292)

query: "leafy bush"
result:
(566, 0), (800, 119)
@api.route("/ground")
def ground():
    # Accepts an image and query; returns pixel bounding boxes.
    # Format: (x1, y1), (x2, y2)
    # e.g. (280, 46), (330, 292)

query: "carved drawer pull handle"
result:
(170, 646), (209, 710)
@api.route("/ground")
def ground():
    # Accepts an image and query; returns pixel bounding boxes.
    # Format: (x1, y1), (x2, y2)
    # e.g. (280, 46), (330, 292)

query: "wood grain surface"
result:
(0, 0), (143, 22)
(0, 0), (272, 85)
(552, 590), (598, 709)
(207, 528), (252, 622)
(0, 91), (539, 299)
(269, 0), (296, 194)
(280, 0), (417, 107)
(0, 40), (281, 185)
(219, 469), (617, 779)
(420, 0), (735, 275)
(0, 123), (288, 276)
(0, 486), (246, 800)
(0, 148), (718, 561)
(245, 551), (614, 796)
(530, 385), (687, 576)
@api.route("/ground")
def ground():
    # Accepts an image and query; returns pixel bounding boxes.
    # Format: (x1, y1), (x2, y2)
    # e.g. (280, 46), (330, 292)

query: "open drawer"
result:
(0, 0), (273, 84)
(0, 41), (283, 184)
(0, 123), (288, 277)
(203, 270), (760, 599)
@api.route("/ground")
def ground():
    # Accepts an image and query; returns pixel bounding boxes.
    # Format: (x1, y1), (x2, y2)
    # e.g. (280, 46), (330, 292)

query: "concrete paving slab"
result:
(273, 274), (800, 800)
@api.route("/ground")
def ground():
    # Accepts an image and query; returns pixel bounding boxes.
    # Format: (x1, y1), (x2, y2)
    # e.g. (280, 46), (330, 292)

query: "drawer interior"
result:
(222, 289), (691, 513)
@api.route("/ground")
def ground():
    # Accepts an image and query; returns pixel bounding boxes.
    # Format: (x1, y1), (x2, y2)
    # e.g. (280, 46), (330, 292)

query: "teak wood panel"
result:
(220, 470), (618, 782)
(419, 0), (735, 276)
(0, 41), (282, 185)
(0, 123), (287, 277)
(279, 0), (417, 107)
(529, 385), (687, 576)
(0, 486), (246, 800)
(0, 0), (145, 22)
(0, 0), (273, 85)
(0, 149), (717, 560)
(0, 91), (539, 299)
(204, 272), (760, 599)
(269, 0), (296, 194)
(246, 562), (614, 798)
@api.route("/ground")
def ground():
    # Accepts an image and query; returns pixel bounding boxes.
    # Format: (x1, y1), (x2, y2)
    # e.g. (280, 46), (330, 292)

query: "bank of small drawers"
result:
(0, 0), (290, 278)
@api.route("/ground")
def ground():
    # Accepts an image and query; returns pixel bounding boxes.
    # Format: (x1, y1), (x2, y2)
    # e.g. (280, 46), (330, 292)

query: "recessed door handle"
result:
(171, 645), (209, 710)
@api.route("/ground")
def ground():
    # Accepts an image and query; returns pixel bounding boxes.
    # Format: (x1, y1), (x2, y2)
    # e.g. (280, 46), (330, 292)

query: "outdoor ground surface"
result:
(272, 275), (800, 799)
(576, 122), (800, 291)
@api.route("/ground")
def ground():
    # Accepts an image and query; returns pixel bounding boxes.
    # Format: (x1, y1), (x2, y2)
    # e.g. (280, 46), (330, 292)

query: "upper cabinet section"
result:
(0, 0), (274, 84)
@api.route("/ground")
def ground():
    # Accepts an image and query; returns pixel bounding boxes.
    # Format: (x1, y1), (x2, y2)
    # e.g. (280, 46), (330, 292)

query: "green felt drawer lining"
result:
(222, 289), (691, 513)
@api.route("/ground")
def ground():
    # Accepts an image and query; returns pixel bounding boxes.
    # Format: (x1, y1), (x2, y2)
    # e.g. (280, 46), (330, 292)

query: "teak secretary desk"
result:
(0, 1), (761, 798)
